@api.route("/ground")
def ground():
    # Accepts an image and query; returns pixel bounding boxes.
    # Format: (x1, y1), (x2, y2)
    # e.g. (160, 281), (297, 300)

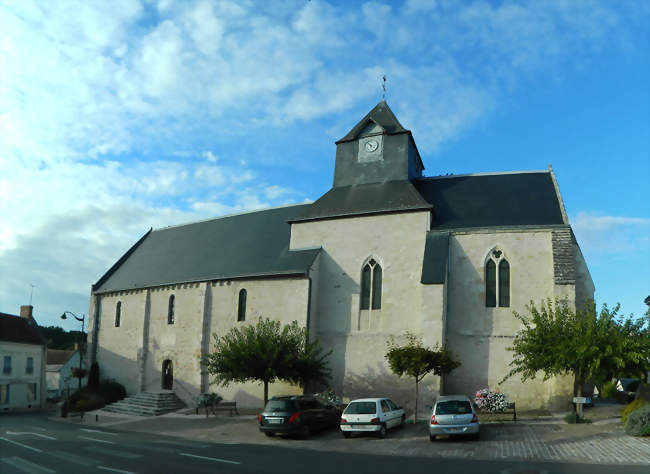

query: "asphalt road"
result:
(1, 412), (648, 474)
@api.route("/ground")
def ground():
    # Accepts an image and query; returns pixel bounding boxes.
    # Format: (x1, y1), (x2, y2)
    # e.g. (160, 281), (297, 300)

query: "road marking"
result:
(80, 428), (117, 436)
(0, 437), (42, 452)
(98, 466), (138, 474)
(48, 449), (97, 466)
(179, 452), (241, 464)
(1, 456), (55, 473)
(151, 439), (208, 448)
(78, 435), (116, 444)
(6, 431), (56, 440)
(85, 446), (142, 460)
(27, 426), (47, 432)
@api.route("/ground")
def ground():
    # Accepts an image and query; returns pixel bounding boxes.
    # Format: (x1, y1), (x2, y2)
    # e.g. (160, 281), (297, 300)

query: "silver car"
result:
(429, 395), (480, 441)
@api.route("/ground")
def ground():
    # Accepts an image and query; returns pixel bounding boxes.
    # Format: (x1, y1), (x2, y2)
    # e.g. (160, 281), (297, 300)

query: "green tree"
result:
(385, 333), (461, 422)
(201, 318), (331, 405)
(502, 299), (650, 408)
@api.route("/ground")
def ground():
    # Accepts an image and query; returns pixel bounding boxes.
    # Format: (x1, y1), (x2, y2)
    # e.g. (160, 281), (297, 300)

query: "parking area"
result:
(65, 410), (650, 466)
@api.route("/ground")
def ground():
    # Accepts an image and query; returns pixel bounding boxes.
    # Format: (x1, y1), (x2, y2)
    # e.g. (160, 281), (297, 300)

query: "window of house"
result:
(485, 249), (510, 308)
(26, 357), (34, 374)
(0, 384), (8, 404)
(360, 258), (382, 310)
(168, 294), (175, 324)
(26, 383), (37, 402)
(3, 356), (11, 374)
(237, 289), (247, 322)
(115, 301), (121, 327)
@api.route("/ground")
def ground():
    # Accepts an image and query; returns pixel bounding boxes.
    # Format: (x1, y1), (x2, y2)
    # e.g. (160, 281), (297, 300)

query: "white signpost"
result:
(573, 397), (587, 417)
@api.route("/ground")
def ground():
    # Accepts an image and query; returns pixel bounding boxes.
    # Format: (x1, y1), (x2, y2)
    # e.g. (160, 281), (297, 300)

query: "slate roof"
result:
(93, 204), (320, 293)
(415, 171), (565, 229)
(337, 100), (408, 143)
(47, 349), (75, 366)
(290, 180), (433, 222)
(0, 313), (46, 345)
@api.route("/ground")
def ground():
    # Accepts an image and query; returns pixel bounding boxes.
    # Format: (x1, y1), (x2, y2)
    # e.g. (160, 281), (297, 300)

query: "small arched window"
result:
(115, 301), (121, 327)
(168, 295), (175, 324)
(360, 258), (382, 310)
(237, 289), (247, 322)
(485, 249), (510, 308)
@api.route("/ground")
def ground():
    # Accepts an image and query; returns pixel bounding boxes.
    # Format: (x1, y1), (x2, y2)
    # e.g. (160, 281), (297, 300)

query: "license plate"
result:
(267, 418), (283, 424)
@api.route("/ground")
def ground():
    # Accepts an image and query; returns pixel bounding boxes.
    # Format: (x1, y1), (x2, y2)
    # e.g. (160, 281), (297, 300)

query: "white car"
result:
(340, 398), (405, 438)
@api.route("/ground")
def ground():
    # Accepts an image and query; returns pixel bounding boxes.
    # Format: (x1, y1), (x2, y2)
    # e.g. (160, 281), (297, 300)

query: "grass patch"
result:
(564, 413), (593, 424)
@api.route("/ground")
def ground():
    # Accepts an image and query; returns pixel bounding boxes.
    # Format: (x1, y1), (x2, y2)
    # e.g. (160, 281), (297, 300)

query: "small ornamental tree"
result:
(503, 299), (650, 410)
(201, 318), (331, 405)
(385, 333), (461, 422)
(88, 362), (100, 390)
(71, 367), (88, 390)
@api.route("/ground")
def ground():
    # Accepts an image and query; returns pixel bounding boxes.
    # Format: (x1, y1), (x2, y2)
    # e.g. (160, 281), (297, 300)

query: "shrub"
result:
(622, 400), (647, 425)
(315, 388), (341, 406)
(600, 380), (618, 399)
(197, 392), (222, 407)
(72, 397), (105, 412)
(474, 388), (509, 413)
(69, 387), (93, 404)
(564, 413), (592, 424)
(625, 404), (650, 437)
(98, 380), (126, 404)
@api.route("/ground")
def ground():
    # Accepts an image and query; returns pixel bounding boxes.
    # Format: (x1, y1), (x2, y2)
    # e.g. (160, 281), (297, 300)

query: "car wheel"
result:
(342, 431), (351, 439)
(400, 415), (405, 428)
(300, 424), (310, 439)
(429, 434), (436, 442)
(378, 424), (387, 439)
(264, 432), (275, 437)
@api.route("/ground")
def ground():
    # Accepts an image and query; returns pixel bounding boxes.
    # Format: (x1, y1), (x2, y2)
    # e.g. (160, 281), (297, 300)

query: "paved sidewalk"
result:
(53, 408), (650, 466)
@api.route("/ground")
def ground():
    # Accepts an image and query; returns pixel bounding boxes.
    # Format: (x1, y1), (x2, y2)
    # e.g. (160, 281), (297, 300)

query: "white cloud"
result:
(572, 212), (650, 253)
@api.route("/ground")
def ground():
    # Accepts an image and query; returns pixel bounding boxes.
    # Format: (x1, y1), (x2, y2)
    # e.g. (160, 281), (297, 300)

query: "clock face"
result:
(364, 139), (379, 152)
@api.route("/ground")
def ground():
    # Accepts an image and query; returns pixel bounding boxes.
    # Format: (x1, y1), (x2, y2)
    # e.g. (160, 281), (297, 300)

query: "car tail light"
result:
(258, 414), (262, 423)
(370, 417), (379, 424)
(430, 415), (438, 425)
(289, 412), (301, 424)
(471, 414), (479, 423)
(340, 417), (347, 423)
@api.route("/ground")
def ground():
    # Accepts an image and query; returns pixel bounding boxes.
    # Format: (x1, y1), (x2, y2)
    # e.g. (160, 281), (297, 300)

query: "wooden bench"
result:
(197, 400), (239, 417)
(478, 402), (516, 423)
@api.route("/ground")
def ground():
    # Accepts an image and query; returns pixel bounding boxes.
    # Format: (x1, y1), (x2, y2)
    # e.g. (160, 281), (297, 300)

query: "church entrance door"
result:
(162, 359), (173, 390)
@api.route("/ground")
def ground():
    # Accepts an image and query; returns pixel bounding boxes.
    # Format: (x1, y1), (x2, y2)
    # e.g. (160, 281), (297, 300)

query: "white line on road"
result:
(78, 435), (116, 444)
(6, 431), (56, 440)
(179, 452), (241, 464)
(27, 426), (47, 432)
(0, 437), (42, 452)
(80, 428), (118, 436)
(98, 466), (138, 474)
(1, 456), (55, 473)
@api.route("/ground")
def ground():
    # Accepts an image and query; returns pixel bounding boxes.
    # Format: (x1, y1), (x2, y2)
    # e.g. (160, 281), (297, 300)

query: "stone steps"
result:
(103, 390), (186, 417)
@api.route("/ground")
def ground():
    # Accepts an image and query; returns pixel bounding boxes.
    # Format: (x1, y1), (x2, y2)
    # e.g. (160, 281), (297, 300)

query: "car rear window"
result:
(435, 400), (472, 415)
(265, 399), (297, 412)
(344, 402), (377, 415)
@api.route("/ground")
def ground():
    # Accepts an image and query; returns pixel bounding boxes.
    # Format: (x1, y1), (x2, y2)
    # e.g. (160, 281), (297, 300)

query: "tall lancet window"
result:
(168, 295), (175, 324)
(485, 249), (510, 308)
(237, 289), (247, 322)
(115, 301), (121, 327)
(361, 258), (382, 310)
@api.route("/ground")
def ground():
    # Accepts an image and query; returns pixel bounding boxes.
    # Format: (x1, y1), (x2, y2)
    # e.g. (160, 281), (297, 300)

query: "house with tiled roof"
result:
(87, 101), (593, 413)
(46, 349), (85, 399)
(0, 305), (47, 411)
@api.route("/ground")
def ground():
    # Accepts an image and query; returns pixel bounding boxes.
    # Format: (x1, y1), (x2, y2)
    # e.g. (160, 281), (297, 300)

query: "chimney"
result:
(20, 305), (33, 320)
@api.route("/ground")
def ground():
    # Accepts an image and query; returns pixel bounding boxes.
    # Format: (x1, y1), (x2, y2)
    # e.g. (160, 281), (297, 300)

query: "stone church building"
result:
(87, 101), (593, 412)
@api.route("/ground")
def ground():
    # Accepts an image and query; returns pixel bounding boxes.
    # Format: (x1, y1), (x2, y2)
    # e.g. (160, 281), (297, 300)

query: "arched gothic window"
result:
(360, 258), (382, 310)
(168, 295), (175, 324)
(485, 249), (510, 308)
(237, 289), (247, 322)
(115, 301), (121, 327)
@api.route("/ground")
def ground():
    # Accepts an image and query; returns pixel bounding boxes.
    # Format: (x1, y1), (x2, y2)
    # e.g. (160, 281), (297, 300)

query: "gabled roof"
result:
(414, 171), (565, 229)
(337, 100), (408, 143)
(93, 204), (320, 294)
(47, 349), (76, 366)
(290, 180), (433, 222)
(0, 313), (46, 345)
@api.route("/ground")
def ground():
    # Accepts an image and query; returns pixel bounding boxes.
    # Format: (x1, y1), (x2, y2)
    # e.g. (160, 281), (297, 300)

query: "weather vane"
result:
(381, 75), (387, 100)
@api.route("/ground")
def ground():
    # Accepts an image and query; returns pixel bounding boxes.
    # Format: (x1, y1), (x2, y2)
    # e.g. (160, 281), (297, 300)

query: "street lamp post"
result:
(61, 311), (86, 389)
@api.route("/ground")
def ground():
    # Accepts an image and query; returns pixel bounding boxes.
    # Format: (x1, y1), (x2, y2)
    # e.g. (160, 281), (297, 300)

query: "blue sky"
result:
(1, 0), (648, 330)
